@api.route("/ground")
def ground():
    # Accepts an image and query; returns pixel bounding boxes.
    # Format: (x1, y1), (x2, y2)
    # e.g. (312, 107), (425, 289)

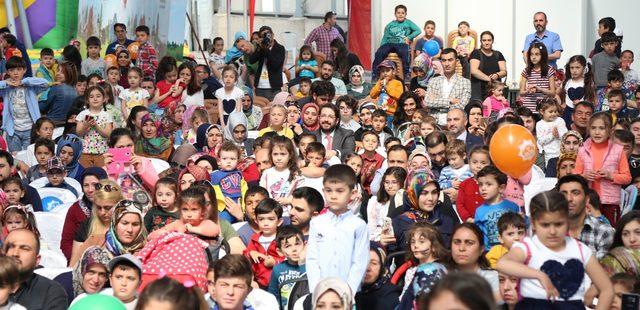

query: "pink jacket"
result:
(503, 170), (532, 208)
(136, 157), (160, 191)
(482, 95), (509, 117)
(576, 139), (629, 205)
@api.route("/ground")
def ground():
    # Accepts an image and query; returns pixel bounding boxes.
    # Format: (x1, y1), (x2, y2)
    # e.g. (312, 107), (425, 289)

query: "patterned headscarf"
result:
(412, 53), (435, 88)
(405, 168), (436, 211)
(178, 165), (210, 186)
(135, 114), (172, 156)
(72, 246), (111, 296)
(105, 200), (147, 256)
(560, 130), (583, 154)
(349, 65), (365, 87)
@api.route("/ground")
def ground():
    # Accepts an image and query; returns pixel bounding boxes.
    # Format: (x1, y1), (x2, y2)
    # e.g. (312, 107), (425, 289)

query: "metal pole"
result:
(243, 0), (248, 35)
(15, 0), (31, 48)
(226, 0), (231, 47)
(186, 12), (211, 71)
(3, 0), (16, 35)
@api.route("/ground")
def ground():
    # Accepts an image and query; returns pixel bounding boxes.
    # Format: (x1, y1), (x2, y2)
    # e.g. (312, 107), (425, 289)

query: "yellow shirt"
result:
(486, 244), (509, 269)
(258, 126), (294, 139)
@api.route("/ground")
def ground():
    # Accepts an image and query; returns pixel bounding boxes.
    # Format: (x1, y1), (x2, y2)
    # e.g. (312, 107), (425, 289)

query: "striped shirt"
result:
(520, 66), (556, 113)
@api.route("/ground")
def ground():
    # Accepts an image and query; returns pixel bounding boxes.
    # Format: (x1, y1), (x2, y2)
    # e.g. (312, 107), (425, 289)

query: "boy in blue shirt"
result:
(474, 165), (520, 250)
(44, 156), (78, 197)
(268, 225), (307, 309)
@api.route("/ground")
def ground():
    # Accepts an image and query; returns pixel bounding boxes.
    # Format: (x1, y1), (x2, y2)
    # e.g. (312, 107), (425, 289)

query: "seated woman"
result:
(54, 246), (111, 305)
(135, 114), (174, 162)
(601, 211), (640, 276)
(346, 65), (372, 102)
(104, 198), (147, 256)
(57, 134), (85, 183)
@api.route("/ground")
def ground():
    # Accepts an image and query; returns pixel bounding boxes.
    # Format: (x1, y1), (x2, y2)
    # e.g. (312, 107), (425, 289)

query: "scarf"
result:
(405, 168), (435, 215)
(224, 111), (249, 143)
(225, 31), (248, 63)
(136, 114), (172, 156)
(560, 130), (583, 154)
(301, 102), (320, 131)
(105, 200), (147, 256)
(362, 242), (390, 292)
(413, 53), (435, 88)
(312, 278), (353, 310)
(162, 104), (184, 139)
(349, 65), (365, 87)
(178, 165), (210, 184)
(56, 134), (83, 179)
(71, 246), (112, 296)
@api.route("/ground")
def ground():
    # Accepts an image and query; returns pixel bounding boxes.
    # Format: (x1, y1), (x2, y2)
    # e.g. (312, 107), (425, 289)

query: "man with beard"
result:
(557, 174), (614, 259)
(425, 131), (448, 180)
(522, 11), (563, 68)
(304, 11), (343, 61)
(312, 60), (347, 96)
(314, 104), (355, 159)
(570, 101), (594, 139)
(5, 229), (68, 309)
(290, 187), (324, 239)
(446, 108), (483, 155)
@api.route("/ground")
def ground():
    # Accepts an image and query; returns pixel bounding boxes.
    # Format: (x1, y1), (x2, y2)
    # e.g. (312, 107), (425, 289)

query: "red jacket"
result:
(243, 232), (284, 288)
(60, 202), (91, 261)
(456, 178), (483, 222)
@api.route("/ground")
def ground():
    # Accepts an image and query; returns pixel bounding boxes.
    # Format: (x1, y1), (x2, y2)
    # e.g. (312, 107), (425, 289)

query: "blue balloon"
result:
(422, 40), (440, 57)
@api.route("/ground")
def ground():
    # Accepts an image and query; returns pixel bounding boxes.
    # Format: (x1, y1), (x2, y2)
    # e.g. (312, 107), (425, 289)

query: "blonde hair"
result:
(88, 180), (123, 237)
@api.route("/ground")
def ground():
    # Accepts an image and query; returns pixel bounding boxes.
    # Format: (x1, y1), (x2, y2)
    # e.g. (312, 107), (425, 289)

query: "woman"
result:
(338, 95), (360, 133)
(224, 111), (255, 157)
(355, 243), (400, 310)
(410, 53), (436, 94)
(393, 92), (420, 132)
(424, 272), (496, 310)
(346, 65), (372, 102)
(312, 277), (353, 310)
(195, 183), (246, 255)
(126, 106), (149, 137)
(331, 38), (362, 84)
(61, 167), (108, 261)
(449, 223), (500, 298)
(194, 124), (224, 157)
(57, 133), (85, 182)
(55, 246), (111, 305)
(135, 113), (174, 161)
(546, 130), (583, 177)
(62, 45), (82, 75)
(464, 101), (486, 137)
(69, 180), (123, 267)
(469, 31), (507, 100)
(178, 63), (204, 108)
(117, 50), (132, 88)
(41, 62), (78, 125)
(242, 90), (263, 130)
(601, 210), (640, 276)
(178, 165), (210, 192)
(301, 102), (320, 132)
(105, 199), (147, 256)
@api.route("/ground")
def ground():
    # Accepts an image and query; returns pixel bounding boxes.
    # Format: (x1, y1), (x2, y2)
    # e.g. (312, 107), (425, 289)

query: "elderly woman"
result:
(545, 130), (583, 177)
(69, 179), (123, 267)
(55, 246), (111, 305)
(105, 199), (147, 256)
(346, 65), (372, 102)
(355, 243), (400, 309)
(135, 113), (174, 161)
(469, 31), (507, 100)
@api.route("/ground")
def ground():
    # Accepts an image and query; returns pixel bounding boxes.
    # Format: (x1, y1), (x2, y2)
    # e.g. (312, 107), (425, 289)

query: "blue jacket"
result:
(106, 39), (135, 55)
(39, 84), (77, 122)
(0, 78), (49, 136)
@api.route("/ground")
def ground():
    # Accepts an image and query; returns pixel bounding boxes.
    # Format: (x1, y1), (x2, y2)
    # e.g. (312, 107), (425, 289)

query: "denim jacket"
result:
(0, 77), (48, 135)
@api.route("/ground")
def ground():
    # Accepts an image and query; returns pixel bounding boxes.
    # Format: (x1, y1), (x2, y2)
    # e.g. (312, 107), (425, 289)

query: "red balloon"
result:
(489, 124), (538, 178)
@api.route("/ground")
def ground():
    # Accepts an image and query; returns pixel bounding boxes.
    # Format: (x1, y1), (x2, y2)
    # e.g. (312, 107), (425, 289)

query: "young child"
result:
(536, 97), (568, 166)
(561, 55), (596, 121)
(0, 256), (24, 310)
(373, 4), (421, 81)
(414, 20), (443, 57)
(153, 63), (183, 113)
(592, 31), (620, 89)
(106, 66), (124, 106)
(306, 164), (369, 293)
(81, 36), (106, 78)
(370, 109), (393, 147)
(208, 37), (226, 74)
(610, 273), (637, 310)
(370, 60), (404, 126)
(608, 89), (638, 125)
(106, 254), (143, 309)
(151, 187), (220, 239)
(296, 45), (318, 79)
(438, 139), (473, 192)
(36, 48), (58, 103)
(26, 137), (54, 182)
(0, 56), (49, 152)
(75, 86), (114, 167)
(76, 75), (88, 96)
(496, 190), (614, 309)
(143, 177), (179, 233)
(451, 21), (475, 77)
(520, 42), (557, 113)
(102, 83), (125, 129)
(0, 34), (22, 63)
(474, 165), (520, 250)
(597, 69), (627, 112)
(267, 225), (307, 309)
(620, 50), (638, 93)
(586, 188), (611, 226)
(236, 186), (270, 245)
(574, 112), (631, 225)
(360, 131), (384, 194)
(184, 107), (209, 145)
(2, 205), (39, 240)
(456, 146), (491, 222)
(210, 141), (247, 223)
(119, 67), (149, 120)
(243, 198), (285, 288)
(482, 81), (509, 120)
(420, 116), (438, 137)
(2, 177), (25, 206)
(367, 167), (406, 241)
(298, 142), (326, 197)
(295, 77), (312, 99)
(259, 136), (300, 211)
(135, 25), (158, 78)
(43, 156), (78, 197)
(296, 133), (317, 164)
(485, 212), (526, 268)
(214, 65), (244, 127)
(258, 104), (294, 139)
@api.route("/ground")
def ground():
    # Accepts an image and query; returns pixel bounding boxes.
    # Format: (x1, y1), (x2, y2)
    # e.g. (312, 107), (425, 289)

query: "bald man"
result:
(4, 229), (68, 309)
(446, 108), (483, 155)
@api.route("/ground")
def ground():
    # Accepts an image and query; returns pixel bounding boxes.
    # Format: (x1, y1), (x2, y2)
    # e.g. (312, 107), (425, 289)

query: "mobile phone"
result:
(382, 217), (394, 236)
(622, 293), (640, 310)
(109, 148), (132, 163)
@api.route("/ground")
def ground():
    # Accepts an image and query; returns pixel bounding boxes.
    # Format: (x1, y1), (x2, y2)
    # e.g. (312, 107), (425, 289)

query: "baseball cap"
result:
(47, 156), (65, 173)
(108, 254), (143, 274)
(377, 59), (397, 70)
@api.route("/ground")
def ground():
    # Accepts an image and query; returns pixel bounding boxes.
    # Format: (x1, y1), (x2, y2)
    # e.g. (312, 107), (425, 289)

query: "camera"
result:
(261, 32), (272, 46)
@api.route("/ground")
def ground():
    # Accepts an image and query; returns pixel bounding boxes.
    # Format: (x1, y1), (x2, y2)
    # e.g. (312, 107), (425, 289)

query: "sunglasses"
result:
(95, 183), (119, 192)
(62, 135), (81, 144)
(115, 199), (144, 212)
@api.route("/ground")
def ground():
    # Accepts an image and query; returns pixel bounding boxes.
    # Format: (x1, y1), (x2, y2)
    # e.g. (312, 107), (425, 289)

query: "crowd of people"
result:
(0, 4), (638, 310)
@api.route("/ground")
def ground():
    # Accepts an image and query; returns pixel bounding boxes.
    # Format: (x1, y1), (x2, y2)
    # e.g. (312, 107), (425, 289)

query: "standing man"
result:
(424, 48), (471, 126)
(522, 12), (563, 68)
(315, 103), (355, 159)
(247, 26), (286, 101)
(304, 11), (343, 61)
(106, 23), (135, 55)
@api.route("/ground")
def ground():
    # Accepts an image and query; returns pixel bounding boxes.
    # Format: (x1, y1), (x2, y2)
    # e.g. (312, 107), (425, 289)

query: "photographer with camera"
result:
(246, 26), (286, 101)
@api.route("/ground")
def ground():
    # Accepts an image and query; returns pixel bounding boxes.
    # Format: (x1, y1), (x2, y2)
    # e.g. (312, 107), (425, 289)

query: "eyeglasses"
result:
(95, 183), (119, 192)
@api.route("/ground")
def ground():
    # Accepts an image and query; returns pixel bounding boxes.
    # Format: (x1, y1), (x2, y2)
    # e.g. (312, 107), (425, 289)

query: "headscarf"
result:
(172, 144), (198, 168)
(557, 152), (577, 173)
(178, 165), (210, 185)
(193, 123), (212, 152)
(224, 111), (249, 143)
(272, 92), (290, 106)
(105, 200), (147, 256)
(413, 53), (435, 88)
(57, 134), (83, 179)
(135, 114), (172, 156)
(181, 105), (204, 133)
(405, 168), (436, 212)
(349, 65), (365, 87)
(162, 104), (184, 138)
(242, 87), (255, 116)
(362, 242), (390, 292)
(301, 102), (320, 131)
(225, 31), (248, 63)
(312, 278), (353, 310)
(560, 130), (584, 154)
(71, 246), (111, 296)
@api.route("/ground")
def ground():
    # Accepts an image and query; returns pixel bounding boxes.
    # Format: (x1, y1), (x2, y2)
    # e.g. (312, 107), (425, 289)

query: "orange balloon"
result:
(128, 42), (140, 60)
(104, 54), (116, 68)
(489, 124), (538, 178)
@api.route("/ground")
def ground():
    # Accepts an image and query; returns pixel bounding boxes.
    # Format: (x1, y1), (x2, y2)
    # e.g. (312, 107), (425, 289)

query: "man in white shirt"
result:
(312, 61), (348, 96)
(424, 48), (471, 126)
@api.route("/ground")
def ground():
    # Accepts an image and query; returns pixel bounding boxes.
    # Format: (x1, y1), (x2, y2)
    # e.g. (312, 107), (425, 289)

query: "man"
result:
(425, 131), (448, 180)
(0, 151), (42, 211)
(424, 48), (471, 127)
(297, 80), (335, 107)
(557, 174), (614, 259)
(571, 101), (594, 139)
(247, 26), (286, 101)
(255, 148), (272, 173)
(304, 11), (343, 60)
(522, 12), (563, 68)
(312, 61), (347, 96)
(106, 23), (135, 55)
(5, 229), (68, 309)
(315, 103), (355, 159)
(447, 108), (483, 155)
(213, 255), (254, 310)
(290, 187), (324, 239)
(196, 64), (223, 101)
(370, 145), (409, 195)
(0, 28), (31, 77)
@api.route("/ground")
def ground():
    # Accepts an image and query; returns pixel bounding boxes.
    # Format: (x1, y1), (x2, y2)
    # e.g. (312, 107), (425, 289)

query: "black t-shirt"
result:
(74, 218), (90, 242)
(469, 49), (505, 99)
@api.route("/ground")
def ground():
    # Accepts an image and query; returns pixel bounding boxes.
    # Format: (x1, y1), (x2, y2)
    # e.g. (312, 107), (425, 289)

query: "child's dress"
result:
(297, 58), (318, 78)
(259, 168), (300, 217)
(156, 80), (184, 110)
(482, 95), (509, 119)
(75, 109), (112, 156)
(520, 66), (557, 113)
(513, 236), (591, 309)
(120, 88), (150, 111)
(536, 117), (568, 166)
(214, 86), (244, 125)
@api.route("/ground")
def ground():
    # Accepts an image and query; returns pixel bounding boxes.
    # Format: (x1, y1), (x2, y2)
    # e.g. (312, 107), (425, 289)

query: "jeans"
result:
(7, 129), (31, 152)
(372, 43), (410, 80)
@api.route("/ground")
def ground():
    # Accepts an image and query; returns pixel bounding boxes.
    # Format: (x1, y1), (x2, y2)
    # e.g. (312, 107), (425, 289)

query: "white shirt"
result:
(563, 78), (585, 109)
(340, 119), (361, 132)
(181, 89), (204, 108)
(536, 117), (567, 164)
(258, 234), (275, 251)
(441, 75), (456, 99)
(456, 130), (467, 142)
